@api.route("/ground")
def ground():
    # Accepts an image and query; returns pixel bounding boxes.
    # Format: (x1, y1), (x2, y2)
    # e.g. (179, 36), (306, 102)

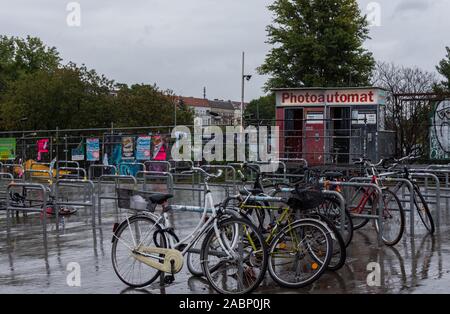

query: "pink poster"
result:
(37, 139), (49, 161)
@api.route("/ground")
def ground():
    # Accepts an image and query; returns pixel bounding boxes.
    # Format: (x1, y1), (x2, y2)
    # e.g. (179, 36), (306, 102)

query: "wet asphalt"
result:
(1, 183), (450, 294)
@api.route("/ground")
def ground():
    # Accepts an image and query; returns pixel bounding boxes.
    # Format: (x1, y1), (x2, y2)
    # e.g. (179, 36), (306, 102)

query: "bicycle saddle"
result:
(148, 193), (173, 204)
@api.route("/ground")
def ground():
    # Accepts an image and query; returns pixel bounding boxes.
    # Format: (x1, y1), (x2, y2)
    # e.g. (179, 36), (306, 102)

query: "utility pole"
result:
(240, 52), (252, 127)
(241, 52), (245, 128)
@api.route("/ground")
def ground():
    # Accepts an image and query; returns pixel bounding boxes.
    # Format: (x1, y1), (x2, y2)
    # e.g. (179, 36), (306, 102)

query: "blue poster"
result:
(136, 136), (151, 160)
(86, 138), (100, 161)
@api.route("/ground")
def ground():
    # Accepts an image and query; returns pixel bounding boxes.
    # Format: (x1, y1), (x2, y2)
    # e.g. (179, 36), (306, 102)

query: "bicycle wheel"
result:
(349, 187), (371, 230)
(308, 213), (346, 271)
(268, 219), (332, 288)
(374, 189), (405, 246)
(186, 233), (206, 277)
(413, 184), (435, 234)
(111, 215), (166, 287)
(316, 195), (354, 247)
(201, 217), (267, 294)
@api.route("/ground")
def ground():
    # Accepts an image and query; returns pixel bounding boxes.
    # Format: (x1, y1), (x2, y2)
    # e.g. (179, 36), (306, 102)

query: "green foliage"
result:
(244, 94), (276, 124)
(259, 0), (375, 90)
(0, 35), (193, 131)
(0, 36), (60, 96)
(112, 84), (193, 128)
(436, 46), (450, 92)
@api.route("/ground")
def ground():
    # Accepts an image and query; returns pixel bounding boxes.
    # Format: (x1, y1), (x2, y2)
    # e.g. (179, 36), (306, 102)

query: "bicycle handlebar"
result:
(181, 167), (223, 179)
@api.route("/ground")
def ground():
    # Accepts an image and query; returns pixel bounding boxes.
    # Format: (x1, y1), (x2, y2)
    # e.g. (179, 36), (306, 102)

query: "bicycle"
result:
(381, 154), (435, 234)
(349, 157), (405, 246)
(111, 167), (268, 294)
(225, 167), (336, 286)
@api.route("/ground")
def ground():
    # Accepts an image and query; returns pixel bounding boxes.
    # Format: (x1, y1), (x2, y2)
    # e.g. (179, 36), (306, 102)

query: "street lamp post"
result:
(240, 51), (252, 128)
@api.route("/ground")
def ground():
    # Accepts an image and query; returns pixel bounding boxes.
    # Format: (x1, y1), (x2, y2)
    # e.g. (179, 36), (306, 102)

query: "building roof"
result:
(179, 96), (209, 108)
(209, 99), (236, 111)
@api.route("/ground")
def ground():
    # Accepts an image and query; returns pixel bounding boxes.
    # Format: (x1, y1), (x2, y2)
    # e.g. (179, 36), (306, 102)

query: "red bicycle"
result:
(348, 158), (405, 246)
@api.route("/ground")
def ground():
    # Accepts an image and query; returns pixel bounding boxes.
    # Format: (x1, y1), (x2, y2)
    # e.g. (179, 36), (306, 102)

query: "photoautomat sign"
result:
(275, 88), (386, 107)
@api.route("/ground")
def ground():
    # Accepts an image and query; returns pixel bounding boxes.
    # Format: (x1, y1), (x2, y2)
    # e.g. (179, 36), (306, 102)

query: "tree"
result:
(112, 84), (193, 128)
(373, 62), (438, 157)
(258, 0), (375, 90)
(436, 46), (450, 92)
(244, 94), (276, 125)
(0, 36), (60, 95)
(0, 64), (115, 130)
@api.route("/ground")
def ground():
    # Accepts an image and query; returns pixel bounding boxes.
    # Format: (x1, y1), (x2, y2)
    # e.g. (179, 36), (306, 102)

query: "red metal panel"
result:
(303, 107), (325, 166)
(276, 108), (285, 158)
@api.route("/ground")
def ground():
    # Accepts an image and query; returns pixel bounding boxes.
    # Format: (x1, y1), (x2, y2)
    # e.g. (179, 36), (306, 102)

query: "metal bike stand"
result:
(56, 160), (80, 169)
(349, 176), (417, 236)
(54, 179), (96, 227)
(136, 171), (174, 196)
(6, 182), (48, 235)
(56, 167), (87, 180)
(144, 160), (172, 172)
(97, 175), (137, 222)
(88, 164), (118, 180)
(410, 172), (441, 227)
(201, 165), (238, 196)
(118, 162), (145, 175)
(0, 173), (14, 200)
(326, 181), (385, 245)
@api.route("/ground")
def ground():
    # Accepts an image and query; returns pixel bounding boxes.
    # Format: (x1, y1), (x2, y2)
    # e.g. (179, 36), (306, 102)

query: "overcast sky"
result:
(0, 0), (449, 101)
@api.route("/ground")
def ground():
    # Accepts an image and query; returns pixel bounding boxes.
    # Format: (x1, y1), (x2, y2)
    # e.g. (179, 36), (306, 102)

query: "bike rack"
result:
(136, 171), (174, 195)
(410, 172), (441, 227)
(144, 160), (172, 172)
(326, 181), (384, 245)
(6, 182), (48, 233)
(56, 167), (87, 180)
(88, 164), (118, 180)
(56, 160), (80, 169)
(54, 179), (96, 226)
(118, 162), (145, 175)
(0, 172), (14, 201)
(97, 175), (137, 222)
(201, 165), (238, 196)
(350, 176), (417, 235)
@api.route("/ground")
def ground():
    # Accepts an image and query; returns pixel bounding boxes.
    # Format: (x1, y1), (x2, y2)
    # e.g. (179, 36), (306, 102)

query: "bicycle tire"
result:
(267, 219), (332, 288)
(111, 215), (166, 288)
(412, 184), (435, 234)
(201, 217), (268, 294)
(316, 195), (354, 247)
(307, 213), (346, 271)
(374, 189), (405, 246)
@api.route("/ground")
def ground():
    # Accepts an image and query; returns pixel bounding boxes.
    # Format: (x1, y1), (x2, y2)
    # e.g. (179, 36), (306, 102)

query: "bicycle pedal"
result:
(164, 275), (175, 284)
(177, 244), (187, 251)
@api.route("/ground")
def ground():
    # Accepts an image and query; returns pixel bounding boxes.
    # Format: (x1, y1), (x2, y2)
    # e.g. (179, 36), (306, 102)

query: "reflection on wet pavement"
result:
(1, 185), (450, 294)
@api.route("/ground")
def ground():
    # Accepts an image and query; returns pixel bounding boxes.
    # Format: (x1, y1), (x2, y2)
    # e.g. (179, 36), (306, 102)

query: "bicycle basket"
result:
(287, 186), (325, 211)
(116, 188), (134, 209)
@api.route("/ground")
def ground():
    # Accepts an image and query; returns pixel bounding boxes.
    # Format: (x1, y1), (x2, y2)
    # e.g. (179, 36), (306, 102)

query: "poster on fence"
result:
(136, 136), (151, 160)
(71, 144), (85, 161)
(86, 138), (100, 161)
(0, 138), (16, 160)
(122, 136), (135, 160)
(37, 138), (49, 161)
